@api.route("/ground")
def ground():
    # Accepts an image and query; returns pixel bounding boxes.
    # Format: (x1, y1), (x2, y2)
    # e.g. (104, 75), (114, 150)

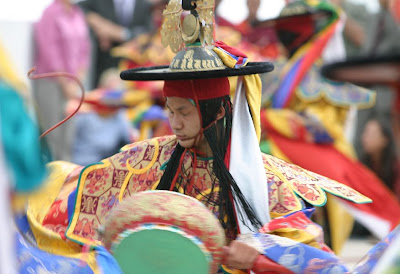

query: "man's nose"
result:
(170, 115), (183, 130)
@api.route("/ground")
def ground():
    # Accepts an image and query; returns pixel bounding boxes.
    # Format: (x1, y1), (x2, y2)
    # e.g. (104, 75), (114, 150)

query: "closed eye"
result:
(166, 105), (174, 115)
(166, 102), (193, 117)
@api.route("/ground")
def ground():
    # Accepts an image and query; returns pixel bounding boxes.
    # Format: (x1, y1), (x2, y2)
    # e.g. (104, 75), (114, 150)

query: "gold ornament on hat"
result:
(161, 0), (215, 53)
(181, 13), (200, 44)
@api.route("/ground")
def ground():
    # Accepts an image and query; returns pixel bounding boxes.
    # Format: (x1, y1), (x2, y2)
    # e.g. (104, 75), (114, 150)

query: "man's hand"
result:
(222, 240), (260, 270)
(86, 12), (131, 49)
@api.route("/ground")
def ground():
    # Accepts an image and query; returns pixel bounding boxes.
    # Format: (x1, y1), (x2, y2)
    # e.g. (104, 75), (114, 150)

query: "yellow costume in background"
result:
(259, 0), (376, 254)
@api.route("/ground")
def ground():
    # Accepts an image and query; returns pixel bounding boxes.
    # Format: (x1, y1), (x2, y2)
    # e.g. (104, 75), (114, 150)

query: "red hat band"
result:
(163, 78), (230, 100)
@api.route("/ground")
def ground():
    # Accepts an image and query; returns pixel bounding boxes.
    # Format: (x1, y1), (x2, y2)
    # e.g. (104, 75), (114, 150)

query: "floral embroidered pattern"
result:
(66, 135), (369, 247)
(263, 153), (371, 205)
(85, 167), (111, 195)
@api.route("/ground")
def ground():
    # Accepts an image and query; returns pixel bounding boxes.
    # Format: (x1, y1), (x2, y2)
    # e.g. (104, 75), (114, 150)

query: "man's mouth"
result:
(176, 135), (189, 141)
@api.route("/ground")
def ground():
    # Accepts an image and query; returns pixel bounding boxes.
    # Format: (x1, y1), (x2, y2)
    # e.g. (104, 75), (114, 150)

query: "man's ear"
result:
(216, 105), (226, 121)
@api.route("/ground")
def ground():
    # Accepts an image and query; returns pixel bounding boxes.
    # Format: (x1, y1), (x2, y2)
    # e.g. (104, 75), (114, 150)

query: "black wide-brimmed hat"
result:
(321, 55), (400, 87)
(120, 0), (274, 82)
(120, 61), (274, 81)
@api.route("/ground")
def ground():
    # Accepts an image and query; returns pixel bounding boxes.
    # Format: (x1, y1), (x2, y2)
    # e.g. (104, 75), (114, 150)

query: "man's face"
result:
(166, 97), (205, 149)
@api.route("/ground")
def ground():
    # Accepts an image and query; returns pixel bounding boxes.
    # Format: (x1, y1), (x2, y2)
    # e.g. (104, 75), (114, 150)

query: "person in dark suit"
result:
(78, 0), (153, 88)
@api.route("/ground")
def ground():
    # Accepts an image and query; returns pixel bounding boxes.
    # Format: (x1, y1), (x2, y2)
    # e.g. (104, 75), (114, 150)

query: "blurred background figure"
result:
(70, 68), (135, 166)
(319, 3), (400, 256)
(108, 0), (173, 142)
(360, 114), (400, 199)
(111, 0), (173, 72)
(352, 0), (400, 163)
(215, 0), (282, 60)
(256, 0), (400, 254)
(78, 0), (153, 88)
(330, 0), (370, 58)
(33, 0), (91, 161)
(363, 0), (400, 56)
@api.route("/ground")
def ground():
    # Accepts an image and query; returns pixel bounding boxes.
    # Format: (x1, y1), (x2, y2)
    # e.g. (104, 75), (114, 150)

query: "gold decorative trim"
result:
(161, 0), (215, 53)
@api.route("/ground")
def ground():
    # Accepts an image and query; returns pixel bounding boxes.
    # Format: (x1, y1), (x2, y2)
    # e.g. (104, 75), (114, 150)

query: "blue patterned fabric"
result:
(353, 225), (400, 273)
(272, 60), (302, 108)
(238, 233), (348, 273)
(15, 212), (122, 273)
(96, 246), (123, 274)
(16, 231), (94, 274)
(299, 112), (334, 144)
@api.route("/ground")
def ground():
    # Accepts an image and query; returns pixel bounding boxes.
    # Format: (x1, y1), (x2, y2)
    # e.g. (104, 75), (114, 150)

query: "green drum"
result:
(102, 190), (226, 274)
